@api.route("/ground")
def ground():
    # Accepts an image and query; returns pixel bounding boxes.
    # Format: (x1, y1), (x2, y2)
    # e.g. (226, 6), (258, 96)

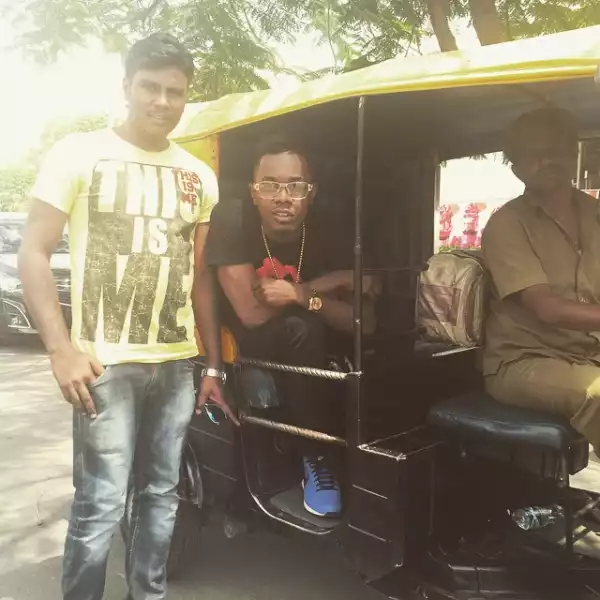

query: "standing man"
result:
(483, 107), (600, 454)
(18, 33), (229, 600)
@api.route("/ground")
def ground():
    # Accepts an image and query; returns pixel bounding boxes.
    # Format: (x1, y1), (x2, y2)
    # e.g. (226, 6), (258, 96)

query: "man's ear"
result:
(122, 77), (131, 102)
(249, 183), (258, 206)
(308, 183), (318, 205)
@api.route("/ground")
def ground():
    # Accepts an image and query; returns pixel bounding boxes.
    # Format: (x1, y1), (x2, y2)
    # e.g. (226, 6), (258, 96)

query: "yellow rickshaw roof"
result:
(172, 25), (600, 143)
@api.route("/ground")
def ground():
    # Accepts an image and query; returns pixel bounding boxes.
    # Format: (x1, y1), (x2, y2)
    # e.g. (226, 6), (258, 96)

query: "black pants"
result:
(237, 309), (343, 446)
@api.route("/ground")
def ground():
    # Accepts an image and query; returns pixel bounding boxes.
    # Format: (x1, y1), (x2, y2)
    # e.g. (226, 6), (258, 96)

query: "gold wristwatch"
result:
(308, 289), (323, 312)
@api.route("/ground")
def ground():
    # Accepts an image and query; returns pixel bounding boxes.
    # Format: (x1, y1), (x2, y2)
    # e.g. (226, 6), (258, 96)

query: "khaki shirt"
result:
(483, 189), (600, 376)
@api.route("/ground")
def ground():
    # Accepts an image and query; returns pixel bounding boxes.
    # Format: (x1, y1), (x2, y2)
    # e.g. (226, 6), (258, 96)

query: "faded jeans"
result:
(62, 359), (196, 600)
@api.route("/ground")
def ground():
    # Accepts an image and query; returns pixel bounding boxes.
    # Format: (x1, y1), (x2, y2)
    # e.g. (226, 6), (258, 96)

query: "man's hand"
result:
(196, 375), (240, 426)
(49, 347), (104, 418)
(254, 279), (300, 308)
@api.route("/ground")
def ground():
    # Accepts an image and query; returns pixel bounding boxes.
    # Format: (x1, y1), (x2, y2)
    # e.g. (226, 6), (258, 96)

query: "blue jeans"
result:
(62, 359), (196, 600)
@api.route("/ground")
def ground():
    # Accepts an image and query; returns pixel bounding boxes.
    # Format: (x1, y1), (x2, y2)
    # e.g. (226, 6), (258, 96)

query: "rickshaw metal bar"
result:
(364, 265), (428, 273)
(571, 526), (592, 545)
(559, 454), (574, 555)
(347, 523), (388, 543)
(238, 429), (335, 537)
(358, 443), (407, 462)
(353, 95), (365, 373)
(431, 346), (476, 358)
(201, 464), (237, 482)
(240, 413), (347, 446)
(238, 357), (349, 380)
(576, 141), (583, 188)
(573, 497), (600, 521)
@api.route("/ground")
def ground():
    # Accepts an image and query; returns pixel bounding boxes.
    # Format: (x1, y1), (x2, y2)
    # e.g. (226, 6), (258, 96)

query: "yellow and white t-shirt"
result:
(31, 128), (218, 365)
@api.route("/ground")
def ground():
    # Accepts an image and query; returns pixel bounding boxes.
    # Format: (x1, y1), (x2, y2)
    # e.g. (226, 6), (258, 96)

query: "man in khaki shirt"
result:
(483, 107), (600, 452)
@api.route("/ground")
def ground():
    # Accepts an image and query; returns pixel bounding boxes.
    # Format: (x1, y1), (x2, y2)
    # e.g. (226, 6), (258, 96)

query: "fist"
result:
(254, 279), (299, 308)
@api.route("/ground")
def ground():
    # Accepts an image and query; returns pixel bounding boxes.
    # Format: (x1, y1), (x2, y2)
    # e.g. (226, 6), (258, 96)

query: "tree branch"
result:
(327, 0), (338, 69)
(468, 0), (508, 45)
(425, 0), (458, 52)
(134, 0), (164, 24)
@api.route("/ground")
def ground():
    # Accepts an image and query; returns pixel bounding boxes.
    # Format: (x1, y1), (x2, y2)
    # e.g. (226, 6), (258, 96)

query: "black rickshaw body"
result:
(168, 26), (600, 599)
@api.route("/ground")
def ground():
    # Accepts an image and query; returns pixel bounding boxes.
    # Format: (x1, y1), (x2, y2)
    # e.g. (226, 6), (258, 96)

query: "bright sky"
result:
(0, 19), (520, 201)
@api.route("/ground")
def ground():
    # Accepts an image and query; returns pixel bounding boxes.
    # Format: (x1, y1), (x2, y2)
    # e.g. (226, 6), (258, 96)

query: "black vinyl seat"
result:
(428, 392), (590, 554)
(428, 392), (585, 453)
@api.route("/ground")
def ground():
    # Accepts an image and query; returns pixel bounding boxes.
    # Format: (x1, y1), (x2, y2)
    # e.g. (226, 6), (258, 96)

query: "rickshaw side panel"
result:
(344, 431), (441, 581)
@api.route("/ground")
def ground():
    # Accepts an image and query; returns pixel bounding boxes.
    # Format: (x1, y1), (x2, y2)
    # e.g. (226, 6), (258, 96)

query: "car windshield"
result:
(0, 220), (69, 254)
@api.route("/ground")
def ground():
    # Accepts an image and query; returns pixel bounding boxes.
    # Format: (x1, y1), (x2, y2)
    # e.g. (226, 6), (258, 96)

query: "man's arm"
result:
(192, 223), (239, 424)
(483, 207), (600, 331)
(19, 201), (71, 353)
(192, 224), (221, 368)
(306, 270), (381, 298)
(19, 200), (102, 416)
(312, 294), (376, 335)
(256, 279), (377, 334)
(218, 264), (278, 328)
(204, 200), (277, 330)
(517, 285), (600, 331)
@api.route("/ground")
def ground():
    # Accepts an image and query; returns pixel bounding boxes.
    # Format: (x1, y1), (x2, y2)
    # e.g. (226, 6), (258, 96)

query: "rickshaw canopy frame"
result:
(171, 26), (600, 147)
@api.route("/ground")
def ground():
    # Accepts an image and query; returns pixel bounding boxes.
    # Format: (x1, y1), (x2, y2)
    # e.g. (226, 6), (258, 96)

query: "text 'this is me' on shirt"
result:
(31, 128), (218, 365)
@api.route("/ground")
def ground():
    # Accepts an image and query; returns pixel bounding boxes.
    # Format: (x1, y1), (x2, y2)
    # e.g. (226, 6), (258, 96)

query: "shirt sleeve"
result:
(197, 163), (219, 224)
(482, 206), (548, 300)
(30, 135), (81, 215)
(204, 200), (249, 267)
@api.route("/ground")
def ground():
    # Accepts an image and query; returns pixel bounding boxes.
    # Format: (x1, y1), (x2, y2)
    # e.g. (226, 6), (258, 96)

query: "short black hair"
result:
(504, 106), (578, 164)
(253, 135), (310, 173)
(125, 33), (195, 81)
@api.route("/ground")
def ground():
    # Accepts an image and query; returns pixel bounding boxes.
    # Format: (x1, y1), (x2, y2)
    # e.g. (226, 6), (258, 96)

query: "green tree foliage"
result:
(1, 0), (304, 101)
(0, 165), (37, 213)
(3, 0), (600, 93)
(0, 113), (107, 212)
(302, 0), (600, 60)
(34, 114), (108, 161)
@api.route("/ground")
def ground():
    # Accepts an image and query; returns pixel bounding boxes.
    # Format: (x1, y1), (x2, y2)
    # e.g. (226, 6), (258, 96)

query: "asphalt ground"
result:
(0, 340), (381, 600)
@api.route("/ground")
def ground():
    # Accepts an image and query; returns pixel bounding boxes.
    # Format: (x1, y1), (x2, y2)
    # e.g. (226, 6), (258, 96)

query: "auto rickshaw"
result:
(167, 26), (600, 599)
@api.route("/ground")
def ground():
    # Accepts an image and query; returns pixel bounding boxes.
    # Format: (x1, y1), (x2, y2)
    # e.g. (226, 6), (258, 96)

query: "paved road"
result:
(0, 342), (381, 600)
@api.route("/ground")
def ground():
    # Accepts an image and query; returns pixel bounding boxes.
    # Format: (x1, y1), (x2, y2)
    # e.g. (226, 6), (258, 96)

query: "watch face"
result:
(310, 296), (323, 311)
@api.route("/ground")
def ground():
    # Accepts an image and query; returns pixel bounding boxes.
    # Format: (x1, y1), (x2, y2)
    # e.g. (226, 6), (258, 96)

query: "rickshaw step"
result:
(268, 486), (340, 532)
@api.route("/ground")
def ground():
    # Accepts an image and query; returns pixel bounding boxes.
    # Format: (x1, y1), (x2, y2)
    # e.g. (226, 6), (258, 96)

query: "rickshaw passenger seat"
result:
(428, 392), (589, 475)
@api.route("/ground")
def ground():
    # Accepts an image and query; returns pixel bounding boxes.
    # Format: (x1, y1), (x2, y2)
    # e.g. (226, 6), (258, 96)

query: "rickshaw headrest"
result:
(428, 392), (584, 453)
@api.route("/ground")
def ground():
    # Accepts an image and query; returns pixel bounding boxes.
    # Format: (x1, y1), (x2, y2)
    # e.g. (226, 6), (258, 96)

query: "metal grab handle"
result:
(238, 357), (351, 380)
(240, 412), (347, 446)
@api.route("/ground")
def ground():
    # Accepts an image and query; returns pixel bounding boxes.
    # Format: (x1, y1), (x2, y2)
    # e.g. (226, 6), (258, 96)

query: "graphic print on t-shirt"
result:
(256, 256), (301, 283)
(81, 159), (202, 346)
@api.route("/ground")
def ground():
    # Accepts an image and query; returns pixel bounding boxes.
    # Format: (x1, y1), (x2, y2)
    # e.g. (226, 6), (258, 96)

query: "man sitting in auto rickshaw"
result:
(483, 106), (600, 454)
(204, 135), (377, 517)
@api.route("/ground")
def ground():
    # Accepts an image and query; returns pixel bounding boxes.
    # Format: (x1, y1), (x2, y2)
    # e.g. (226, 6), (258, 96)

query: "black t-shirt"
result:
(205, 198), (350, 338)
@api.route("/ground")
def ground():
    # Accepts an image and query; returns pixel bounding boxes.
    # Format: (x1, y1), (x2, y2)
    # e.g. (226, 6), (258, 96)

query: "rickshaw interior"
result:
(185, 73), (600, 599)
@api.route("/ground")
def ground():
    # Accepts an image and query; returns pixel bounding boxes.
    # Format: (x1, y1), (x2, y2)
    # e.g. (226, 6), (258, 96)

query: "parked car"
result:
(0, 212), (71, 339)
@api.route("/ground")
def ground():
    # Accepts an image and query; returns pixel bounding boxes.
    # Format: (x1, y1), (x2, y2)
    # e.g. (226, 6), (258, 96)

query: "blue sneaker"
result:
(303, 456), (342, 517)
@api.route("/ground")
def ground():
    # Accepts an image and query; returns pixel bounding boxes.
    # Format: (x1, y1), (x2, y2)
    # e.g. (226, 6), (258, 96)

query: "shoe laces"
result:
(307, 458), (338, 492)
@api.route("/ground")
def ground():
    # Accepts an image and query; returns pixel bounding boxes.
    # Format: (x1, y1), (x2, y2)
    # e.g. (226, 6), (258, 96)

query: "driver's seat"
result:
(421, 249), (590, 554)
(429, 391), (588, 477)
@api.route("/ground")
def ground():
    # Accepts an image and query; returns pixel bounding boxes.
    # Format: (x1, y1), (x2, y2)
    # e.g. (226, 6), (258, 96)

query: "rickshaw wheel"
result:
(166, 499), (204, 580)
(167, 442), (205, 580)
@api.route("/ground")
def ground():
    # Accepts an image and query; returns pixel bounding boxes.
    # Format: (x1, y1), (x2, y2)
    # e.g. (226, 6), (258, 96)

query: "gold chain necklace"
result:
(261, 223), (305, 284)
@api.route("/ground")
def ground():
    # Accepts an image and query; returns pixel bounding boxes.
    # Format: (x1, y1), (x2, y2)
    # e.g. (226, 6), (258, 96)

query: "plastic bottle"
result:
(510, 504), (563, 531)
